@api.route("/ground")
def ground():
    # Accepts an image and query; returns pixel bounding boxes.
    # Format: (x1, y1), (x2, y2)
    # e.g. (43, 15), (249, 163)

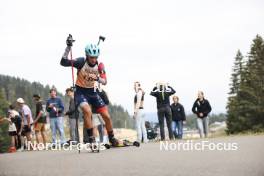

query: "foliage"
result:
(226, 35), (264, 134)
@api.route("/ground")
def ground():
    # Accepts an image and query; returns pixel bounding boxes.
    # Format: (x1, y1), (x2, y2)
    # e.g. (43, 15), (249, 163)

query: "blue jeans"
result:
(69, 118), (78, 142)
(135, 109), (148, 143)
(50, 117), (66, 144)
(171, 120), (183, 139)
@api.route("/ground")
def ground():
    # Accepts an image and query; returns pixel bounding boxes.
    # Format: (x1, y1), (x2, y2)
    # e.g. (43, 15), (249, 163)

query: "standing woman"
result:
(192, 91), (212, 138)
(170, 96), (186, 139)
(133, 82), (148, 143)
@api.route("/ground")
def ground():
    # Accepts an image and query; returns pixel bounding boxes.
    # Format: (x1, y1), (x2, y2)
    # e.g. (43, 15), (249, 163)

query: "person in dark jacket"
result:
(46, 88), (66, 145)
(150, 83), (175, 140)
(170, 96), (186, 139)
(33, 94), (47, 145)
(192, 91), (212, 138)
(65, 88), (79, 144)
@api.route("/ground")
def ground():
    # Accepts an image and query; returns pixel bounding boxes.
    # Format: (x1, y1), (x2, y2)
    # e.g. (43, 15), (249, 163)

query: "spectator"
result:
(170, 96), (186, 139)
(33, 94), (47, 145)
(150, 83), (175, 140)
(16, 98), (33, 150)
(46, 88), (66, 145)
(192, 91), (212, 138)
(65, 88), (79, 144)
(133, 81), (148, 143)
(8, 105), (22, 150)
(1, 106), (20, 153)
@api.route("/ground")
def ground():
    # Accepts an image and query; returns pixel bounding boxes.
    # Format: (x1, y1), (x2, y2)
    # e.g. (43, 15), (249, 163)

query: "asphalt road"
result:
(0, 135), (263, 176)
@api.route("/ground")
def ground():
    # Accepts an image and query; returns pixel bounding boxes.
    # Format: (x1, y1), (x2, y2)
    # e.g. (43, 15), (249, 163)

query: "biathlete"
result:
(60, 36), (119, 146)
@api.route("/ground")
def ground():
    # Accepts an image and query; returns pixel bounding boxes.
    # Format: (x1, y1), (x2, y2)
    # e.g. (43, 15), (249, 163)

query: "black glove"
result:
(152, 87), (158, 91)
(66, 34), (75, 46)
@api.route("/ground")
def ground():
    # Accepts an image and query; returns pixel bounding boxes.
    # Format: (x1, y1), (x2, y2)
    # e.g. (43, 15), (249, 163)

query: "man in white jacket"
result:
(133, 82), (148, 143)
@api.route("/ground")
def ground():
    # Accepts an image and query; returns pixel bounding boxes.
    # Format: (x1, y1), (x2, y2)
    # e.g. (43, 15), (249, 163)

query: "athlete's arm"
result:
(60, 46), (85, 69)
(98, 62), (107, 85)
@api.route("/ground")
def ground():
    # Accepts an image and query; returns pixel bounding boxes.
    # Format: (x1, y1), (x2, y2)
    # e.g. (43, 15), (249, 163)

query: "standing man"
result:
(16, 98), (33, 150)
(33, 94), (47, 145)
(192, 91), (212, 138)
(150, 83), (175, 141)
(60, 36), (119, 146)
(65, 88), (79, 144)
(170, 96), (186, 139)
(46, 88), (66, 145)
(133, 82), (148, 143)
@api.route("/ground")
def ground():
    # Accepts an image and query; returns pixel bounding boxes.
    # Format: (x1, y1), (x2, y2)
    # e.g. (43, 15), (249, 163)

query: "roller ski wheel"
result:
(89, 143), (100, 153)
(123, 140), (140, 147)
(88, 137), (100, 153)
(104, 139), (140, 149)
(103, 143), (111, 149)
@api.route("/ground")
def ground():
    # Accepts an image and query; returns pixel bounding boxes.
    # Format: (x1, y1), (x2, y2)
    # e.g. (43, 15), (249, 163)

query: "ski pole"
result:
(97, 36), (106, 45)
(70, 48), (75, 88)
(68, 34), (80, 154)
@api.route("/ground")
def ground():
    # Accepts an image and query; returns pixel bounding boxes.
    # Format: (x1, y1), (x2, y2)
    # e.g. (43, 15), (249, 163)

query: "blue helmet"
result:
(85, 44), (100, 57)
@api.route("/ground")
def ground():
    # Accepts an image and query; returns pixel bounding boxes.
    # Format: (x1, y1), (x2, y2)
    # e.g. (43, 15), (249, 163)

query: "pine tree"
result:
(227, 35), (264, 133)
(229, 50), (244, 95)
(240, 35), (264, 131)
(0, 89), (10, 153)
(226, 50), (245, 133)
(0, 89), (8, 116)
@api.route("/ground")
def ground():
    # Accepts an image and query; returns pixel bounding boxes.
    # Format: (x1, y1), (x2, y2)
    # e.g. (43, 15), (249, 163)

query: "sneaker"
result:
(16, 148), (24, 152)
(8, 147), (16, 153)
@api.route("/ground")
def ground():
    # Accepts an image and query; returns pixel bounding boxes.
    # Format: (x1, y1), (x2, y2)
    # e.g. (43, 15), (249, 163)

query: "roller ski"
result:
(104, 138), (140, 149)
(86, 137), (100, 153)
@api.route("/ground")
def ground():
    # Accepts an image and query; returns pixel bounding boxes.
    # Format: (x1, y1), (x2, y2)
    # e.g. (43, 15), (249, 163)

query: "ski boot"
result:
(109, 137), (121, 147)
(88, 137), (100, 153)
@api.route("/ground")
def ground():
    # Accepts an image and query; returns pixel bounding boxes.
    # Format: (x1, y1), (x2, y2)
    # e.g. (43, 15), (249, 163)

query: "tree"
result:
(229, 50), (244, 95)
(226, 50), (245, 133)
(0, 89), (10, 153)
(241, 35), (264, 131)
(227, 35), (264, 133)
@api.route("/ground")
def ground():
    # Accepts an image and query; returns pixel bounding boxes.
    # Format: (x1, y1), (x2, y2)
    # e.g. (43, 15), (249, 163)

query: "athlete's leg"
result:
(80, 103), (96, 143)
(97, 107), (119, 146)
(97, 107), (113, 133)
(81, 104), (93, 129)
